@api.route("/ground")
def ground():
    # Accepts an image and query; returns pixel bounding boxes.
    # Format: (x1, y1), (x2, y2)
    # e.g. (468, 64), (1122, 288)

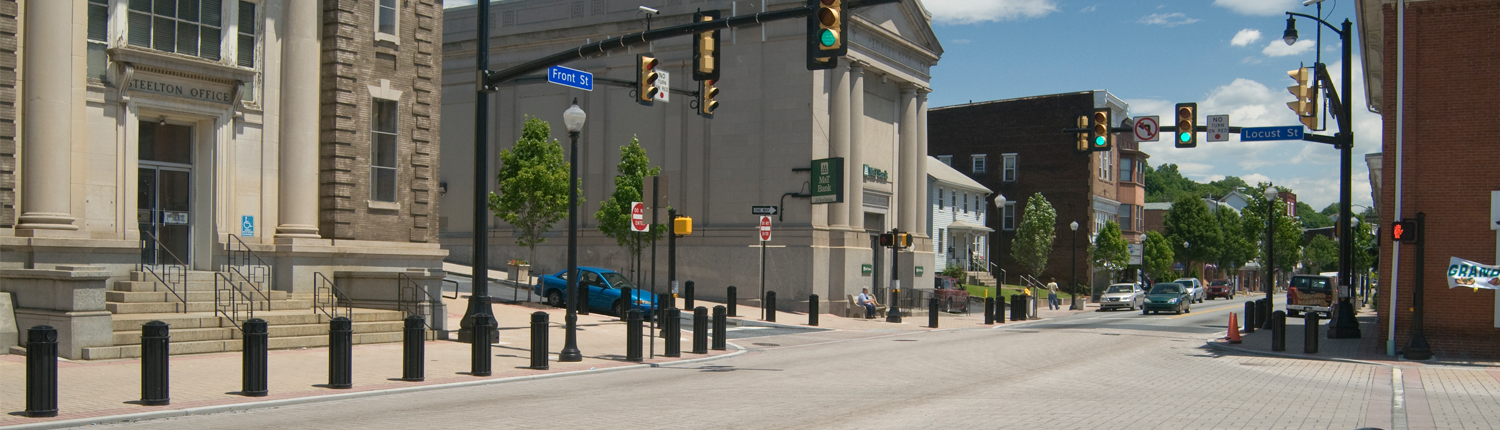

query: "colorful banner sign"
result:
(1447, 257), (1500, 290)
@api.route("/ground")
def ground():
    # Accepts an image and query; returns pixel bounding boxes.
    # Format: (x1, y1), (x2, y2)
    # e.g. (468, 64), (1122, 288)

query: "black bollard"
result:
(984, 297), (994, 325)
(664, 308), (682, 357)
(693, 306), (709, 354)
(768, 292), (780, 322)
(685, 281), (695, 311)
(727, 286), (738, 317)
(712, 305), (727, 351)
(471, 312), (493, 376)
(809, 294), (820, 326)
(1271, 310), (1287, 352)
(626, 309), (644, 362)
(141, 321), (170, 406)
(1305, 313), (1320, 354)
(328, 317), (353, 389)
(578, 285), (590, 315)
(530, 311), (549, 370)
(1244, 301), (1257, 333)
(1011, 295), (1025, 321)
(242, 319), (269, 397)
(995, 296), (1005, 324)
(928, 297), (939, 328)
(25, 325), (58, 417)
(403, 315), (426, 380)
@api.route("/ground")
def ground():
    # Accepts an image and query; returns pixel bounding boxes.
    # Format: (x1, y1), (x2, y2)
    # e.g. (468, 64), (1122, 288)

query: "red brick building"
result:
(1360, 0), (1500, 358)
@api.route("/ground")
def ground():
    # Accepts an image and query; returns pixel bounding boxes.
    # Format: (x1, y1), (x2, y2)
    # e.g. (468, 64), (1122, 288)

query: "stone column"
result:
(274, 0), (321, 239)
(15, 0), (77, 232)
(916, 88), (930, 236)
(897, 85), (919, 234)
(847, 63), (865, 230)
(826, 63), (850, 228)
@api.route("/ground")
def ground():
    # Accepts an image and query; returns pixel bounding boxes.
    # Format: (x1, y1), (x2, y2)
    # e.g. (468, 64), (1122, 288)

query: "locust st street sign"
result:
(547, 65), (594, 91)
(1240, 126), (1305, 142)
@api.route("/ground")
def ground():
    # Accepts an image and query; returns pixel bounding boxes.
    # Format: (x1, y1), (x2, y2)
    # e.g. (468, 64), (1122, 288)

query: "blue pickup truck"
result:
(533, 266), (658, 317)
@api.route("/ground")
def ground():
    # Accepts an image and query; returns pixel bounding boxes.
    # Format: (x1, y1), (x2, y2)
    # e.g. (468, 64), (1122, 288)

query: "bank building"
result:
(0, 0), (447, 359)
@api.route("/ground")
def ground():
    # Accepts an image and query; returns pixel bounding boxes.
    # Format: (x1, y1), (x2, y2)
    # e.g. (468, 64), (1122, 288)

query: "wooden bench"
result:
(846, 294), (886, 318)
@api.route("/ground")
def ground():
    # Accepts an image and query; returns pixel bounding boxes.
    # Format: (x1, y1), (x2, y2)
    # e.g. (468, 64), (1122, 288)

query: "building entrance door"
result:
(138, 121), (194, 266)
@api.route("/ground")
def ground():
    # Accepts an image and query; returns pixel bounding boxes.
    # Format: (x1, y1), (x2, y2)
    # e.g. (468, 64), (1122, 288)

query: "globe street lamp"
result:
(993, 194), (1007, 285)
(559, 99), (586, 362)
(1069, 221), (1081, 310)
(1263, 187), (1278, 325)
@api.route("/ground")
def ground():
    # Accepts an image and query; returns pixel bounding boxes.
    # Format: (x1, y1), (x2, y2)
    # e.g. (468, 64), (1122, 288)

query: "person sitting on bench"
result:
(857, 287), (878, 319)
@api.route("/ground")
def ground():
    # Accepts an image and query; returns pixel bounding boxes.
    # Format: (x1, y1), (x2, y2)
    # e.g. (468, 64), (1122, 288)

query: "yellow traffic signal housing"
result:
(1175, 103), (1197, 148)
(693, 11), (720, 81)
(1074, 115), (1089, 152)
(805, 0), (846, 70)
(1287, 67), (1318, 129)
(637, 54), (659, 106)
(674, 216), (693, 236)
(698, 79), (719, 118)
(1089, 108), (1112, 152)
(900, 233), (912, 248)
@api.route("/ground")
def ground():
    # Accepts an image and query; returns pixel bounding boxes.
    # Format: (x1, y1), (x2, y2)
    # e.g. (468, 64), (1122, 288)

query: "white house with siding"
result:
(927, 156), (993, 275)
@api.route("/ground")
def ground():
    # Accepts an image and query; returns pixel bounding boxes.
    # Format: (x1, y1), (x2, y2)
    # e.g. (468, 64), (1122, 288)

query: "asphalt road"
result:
(91, 295), (1394, 429)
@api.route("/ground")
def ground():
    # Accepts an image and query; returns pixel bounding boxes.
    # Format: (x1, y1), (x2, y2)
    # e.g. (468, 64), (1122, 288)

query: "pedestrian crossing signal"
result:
(1391, 220), (1418, 243)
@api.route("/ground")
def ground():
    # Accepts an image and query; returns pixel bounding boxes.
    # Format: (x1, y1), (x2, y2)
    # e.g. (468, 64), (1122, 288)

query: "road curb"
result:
(0, 343), (748, 430)
(1202, 337), (1393, 367)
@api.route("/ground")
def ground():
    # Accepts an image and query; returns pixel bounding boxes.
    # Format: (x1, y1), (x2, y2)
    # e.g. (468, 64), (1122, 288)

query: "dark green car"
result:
(1142, 283), (1192, 315)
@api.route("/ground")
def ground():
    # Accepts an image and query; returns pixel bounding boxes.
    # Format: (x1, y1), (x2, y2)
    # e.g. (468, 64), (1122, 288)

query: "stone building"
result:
(440, 0), (942, 313)
(0, 0), (446, 358)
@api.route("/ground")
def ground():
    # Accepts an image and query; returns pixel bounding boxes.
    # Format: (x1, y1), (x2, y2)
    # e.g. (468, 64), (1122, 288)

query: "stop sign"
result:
(759, 216), (772, 241)
(631, 202), (648, 232)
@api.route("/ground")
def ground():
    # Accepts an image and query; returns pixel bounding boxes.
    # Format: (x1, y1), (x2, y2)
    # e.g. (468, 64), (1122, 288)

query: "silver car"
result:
(1098, 283), (1145, 311)
(1173, 278), (1206, 303)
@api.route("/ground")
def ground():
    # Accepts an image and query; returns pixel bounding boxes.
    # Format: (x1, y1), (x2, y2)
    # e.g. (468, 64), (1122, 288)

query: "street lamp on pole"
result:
(559, 99), (586, 362)
(993, 194), (1007, 285)
(1069, 221), (1081, 310)
(1263, 187), (1279, 298)
(1283, 10), (1360, 338)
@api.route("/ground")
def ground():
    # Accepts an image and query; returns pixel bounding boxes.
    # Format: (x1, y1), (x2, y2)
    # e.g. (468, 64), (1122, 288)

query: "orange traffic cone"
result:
(1227, 312), (1242, 344)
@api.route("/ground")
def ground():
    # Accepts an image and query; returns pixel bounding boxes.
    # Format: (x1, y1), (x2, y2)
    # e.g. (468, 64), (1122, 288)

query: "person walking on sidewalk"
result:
(1046, 278), (1060, 310)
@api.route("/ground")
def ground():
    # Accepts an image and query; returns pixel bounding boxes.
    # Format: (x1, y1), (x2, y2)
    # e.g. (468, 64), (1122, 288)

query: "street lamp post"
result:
(1069, 221), (1081, 310)
(559, 100), (587, 362)
(1283, 11), (1360, 338)
(1263, 187), (1278, 299)
(993, 194), (1007, 288)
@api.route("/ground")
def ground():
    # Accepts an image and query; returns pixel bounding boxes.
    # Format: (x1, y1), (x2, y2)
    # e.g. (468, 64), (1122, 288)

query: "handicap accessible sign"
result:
(241, 215), (255, 237)
(1447, 256), (1500, 290)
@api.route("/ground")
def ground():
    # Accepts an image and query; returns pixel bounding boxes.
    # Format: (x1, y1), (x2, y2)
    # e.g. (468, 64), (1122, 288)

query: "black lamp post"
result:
(1283, 11), (1360, 338)
(1263, 187), (1278, 298)
(1069, 221), (1081, 310)
(559, 100), (586, 362)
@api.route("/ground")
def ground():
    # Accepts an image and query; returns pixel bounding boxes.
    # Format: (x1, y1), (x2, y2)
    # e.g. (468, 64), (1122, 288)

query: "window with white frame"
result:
(972, 154), (986, 174)
(962, 192), (968, 214)
(938, 229), (945, 252)
(1120, 157), (1133, 182)
(1002, 202), (1017, 231)
(1099, 151), (1112, 181)
(937, 155), (952, 166)
(376, 0), (400, 42)
(371, 98), (399, 202)
(128, 0), (223, 61)
(87, 0), (110, 81)
(237, 1), (257, 68)
(1119, 204), (1133, 232)
(1002, 153), (1017, 182)
(937, 187), (945, 210)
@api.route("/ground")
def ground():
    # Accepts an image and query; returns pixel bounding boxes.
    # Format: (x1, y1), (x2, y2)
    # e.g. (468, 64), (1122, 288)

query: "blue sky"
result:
(924, 0), (1376, 210)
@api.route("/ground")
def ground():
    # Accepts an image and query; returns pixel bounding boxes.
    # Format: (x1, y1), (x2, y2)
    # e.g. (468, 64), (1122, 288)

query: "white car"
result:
(1173, 278), (1206, 303)
(1098, 283), (1145, 311)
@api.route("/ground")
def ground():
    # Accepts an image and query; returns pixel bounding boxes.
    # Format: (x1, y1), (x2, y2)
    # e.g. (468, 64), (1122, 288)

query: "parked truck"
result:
(1286, 272), (1337, 318)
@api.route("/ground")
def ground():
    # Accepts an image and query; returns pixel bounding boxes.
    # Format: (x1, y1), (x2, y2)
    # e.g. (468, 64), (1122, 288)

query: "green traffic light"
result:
(1180, 132), (1191, 143)
(819, 29), (837, 47)
(1095, 136), (1105, 146)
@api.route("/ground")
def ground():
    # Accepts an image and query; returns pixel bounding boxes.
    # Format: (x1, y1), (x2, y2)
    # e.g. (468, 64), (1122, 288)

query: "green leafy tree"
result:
(594, 136), (664, 267)
(1142, 231), (1175, 282)
(1214, 207), (1256, 281)
(1302, 235), (1339, 273)
(488, 117), (575, 265)
(1297, 201), (1333, 228)
(1092, 221), (1129, 284)
(1164, 194), (1221, 274)
(1352, 215), (1376, 272)
(1240, 183), (1304, 283)
(1010, 193), (1056, 280)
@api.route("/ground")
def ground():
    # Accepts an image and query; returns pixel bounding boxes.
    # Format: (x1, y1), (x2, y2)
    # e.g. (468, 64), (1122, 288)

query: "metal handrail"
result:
(138, 230), (190, 313)
(313, 272), (352, 320)
(397, 272), (443, 330)
(442, 279), (460, 300)
(213, 272), (252, 330)
(223, 234), (273, 307)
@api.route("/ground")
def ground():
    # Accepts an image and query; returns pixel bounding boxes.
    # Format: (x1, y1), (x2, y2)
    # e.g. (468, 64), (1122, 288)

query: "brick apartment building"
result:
(1360, 0), (1500, 358)
(928, 91), (1148, 294)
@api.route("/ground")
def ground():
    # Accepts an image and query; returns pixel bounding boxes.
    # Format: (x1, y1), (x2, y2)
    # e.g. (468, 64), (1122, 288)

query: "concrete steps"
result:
(966, 271), (998, 287)
(84, 309), (426, 360)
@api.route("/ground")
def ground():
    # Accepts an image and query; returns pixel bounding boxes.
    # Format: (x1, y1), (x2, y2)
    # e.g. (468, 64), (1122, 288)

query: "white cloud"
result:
(1138, 12), (1199, 27)
(1213, 0), (1301, 16)
(1241, 56), (1263, 65)
(1262, 39), (1315, 57)
(1231, 29), (1262, 47)
(927, 0), (1059, 25)
(1080, 5), (1097, 13)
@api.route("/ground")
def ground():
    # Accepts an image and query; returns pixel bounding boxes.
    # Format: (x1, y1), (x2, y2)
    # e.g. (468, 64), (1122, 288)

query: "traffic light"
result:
(898, 233), (912, 248)
(698, 79), (719, 118)
(1088, 108), (1112, 152)
(674, 216), (693, 236)
(637, 54), (659, 106)
(1175, 102), (1197, 148)
(1391, 219), (1418, 243)
(1287, 66), (1318, 129)
(1074, 115), (1089, 152)
(692, 11), (720, 81)
(879, 233), (894, 248)
(806, 0), (846, 70)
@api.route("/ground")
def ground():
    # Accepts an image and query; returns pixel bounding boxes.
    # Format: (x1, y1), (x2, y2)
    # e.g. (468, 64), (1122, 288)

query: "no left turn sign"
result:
(1134, 115), (1159, 142)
